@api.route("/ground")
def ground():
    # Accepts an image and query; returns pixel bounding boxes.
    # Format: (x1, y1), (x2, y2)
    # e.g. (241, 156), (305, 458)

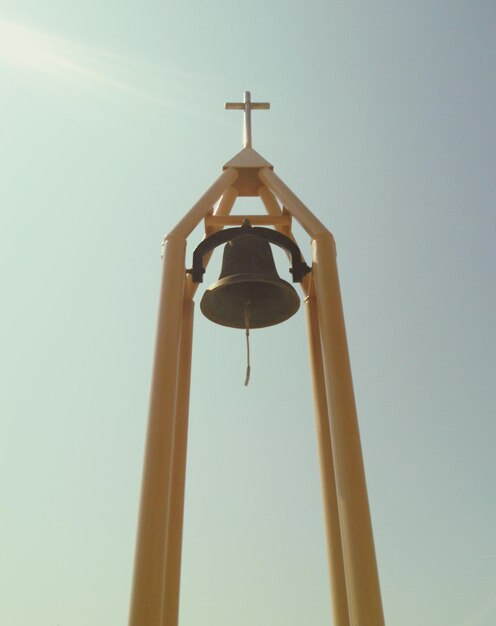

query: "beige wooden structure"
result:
(128, 92), (385, 626)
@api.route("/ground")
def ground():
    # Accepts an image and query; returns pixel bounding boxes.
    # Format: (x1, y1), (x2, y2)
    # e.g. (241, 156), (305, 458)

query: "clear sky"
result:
(1, 2), (495, 625)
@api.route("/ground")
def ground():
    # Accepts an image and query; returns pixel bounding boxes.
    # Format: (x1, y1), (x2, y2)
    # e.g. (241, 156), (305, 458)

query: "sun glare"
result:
(0, 18), (191, 110)
(0, 18), (116, 84)
(0, 20), (44, 67)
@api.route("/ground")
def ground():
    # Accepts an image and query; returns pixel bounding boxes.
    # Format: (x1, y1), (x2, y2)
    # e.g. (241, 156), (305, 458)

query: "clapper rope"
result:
(244, 305), (251, 386)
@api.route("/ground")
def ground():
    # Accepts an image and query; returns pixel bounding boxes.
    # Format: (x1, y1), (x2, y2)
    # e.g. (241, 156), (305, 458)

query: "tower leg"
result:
(129, 235), (187, 626)
(161, 298), (195, 626)
(305, 296), (350, 626)
(312, 233), (385, 626)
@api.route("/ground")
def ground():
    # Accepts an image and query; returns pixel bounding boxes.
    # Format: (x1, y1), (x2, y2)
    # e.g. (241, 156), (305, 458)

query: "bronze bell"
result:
(200, 234), (300, 329)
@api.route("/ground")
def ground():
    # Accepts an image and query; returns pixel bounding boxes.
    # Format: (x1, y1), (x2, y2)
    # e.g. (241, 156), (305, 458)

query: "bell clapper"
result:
(244, 303), (251, 386)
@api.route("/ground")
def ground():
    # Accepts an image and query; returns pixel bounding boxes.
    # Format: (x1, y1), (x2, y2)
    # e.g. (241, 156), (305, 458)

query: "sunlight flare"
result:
(0, 20), (44, 67)
(0, 18), (224, 116)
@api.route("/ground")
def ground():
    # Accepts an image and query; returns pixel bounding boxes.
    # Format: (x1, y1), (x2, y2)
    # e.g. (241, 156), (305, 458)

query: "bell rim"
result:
(204, 272), (297, 291)
(200, 273), (301, 329)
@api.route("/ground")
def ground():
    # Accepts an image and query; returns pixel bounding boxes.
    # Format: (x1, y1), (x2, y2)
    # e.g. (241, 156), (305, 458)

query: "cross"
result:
(225, 91), (270, 148)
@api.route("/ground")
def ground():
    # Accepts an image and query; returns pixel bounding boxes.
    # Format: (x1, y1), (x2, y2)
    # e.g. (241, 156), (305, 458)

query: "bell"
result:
(200, 234), (300, 329)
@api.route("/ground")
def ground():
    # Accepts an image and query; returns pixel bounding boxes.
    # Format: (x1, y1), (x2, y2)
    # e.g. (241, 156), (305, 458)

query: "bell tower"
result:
(128, 92), (385, 626)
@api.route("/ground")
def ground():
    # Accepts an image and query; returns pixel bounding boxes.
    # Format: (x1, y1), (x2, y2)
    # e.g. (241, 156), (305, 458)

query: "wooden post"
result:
(161, 298), (195, 626)
(128, 235), (186, 626)
(312, 233), (384, 626)
(305, 295), (351, 626)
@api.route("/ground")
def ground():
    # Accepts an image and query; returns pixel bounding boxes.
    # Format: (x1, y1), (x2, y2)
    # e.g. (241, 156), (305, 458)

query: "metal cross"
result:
(225, 91), (270, 148)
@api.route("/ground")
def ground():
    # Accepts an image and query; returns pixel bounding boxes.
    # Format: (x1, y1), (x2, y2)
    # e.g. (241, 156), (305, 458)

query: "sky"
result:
(0, 2), (495, 625)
